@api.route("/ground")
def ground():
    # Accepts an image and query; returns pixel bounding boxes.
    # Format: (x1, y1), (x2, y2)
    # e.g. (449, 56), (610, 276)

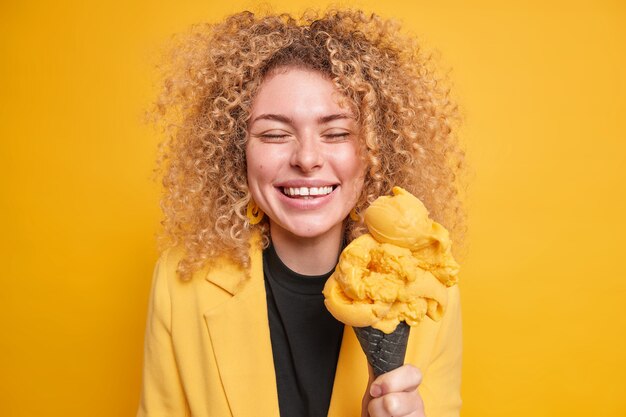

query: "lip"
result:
(275, 179), (339, 188)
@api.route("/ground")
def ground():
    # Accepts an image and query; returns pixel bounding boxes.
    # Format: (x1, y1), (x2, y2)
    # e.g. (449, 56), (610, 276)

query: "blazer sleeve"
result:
(137, 252), (190, 417)
(420, 285), (463, 417)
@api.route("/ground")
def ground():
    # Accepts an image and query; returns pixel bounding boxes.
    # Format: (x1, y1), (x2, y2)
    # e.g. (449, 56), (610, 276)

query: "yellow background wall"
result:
(1, 0), (624, 416)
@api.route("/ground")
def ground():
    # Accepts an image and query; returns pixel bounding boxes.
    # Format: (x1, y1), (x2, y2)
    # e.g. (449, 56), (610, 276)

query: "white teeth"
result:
(310, 187), (324, 196)
(282, 186), (334, 197)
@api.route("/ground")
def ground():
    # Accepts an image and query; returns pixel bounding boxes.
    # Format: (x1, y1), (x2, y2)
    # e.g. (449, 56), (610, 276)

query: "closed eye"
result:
(254, 133), (292, 142)
(324, 132), (351, 141)
(260, 134), (289, 139)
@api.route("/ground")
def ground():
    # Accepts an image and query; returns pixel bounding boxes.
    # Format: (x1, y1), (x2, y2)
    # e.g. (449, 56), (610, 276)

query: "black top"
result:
(263, 244), (344, 417)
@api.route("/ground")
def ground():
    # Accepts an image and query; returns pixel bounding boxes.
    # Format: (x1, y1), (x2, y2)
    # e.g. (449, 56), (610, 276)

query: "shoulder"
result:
(429, 284), (462, 355)
(156, 233), (263, 292)
(149, 248), (188, 303)
(154, 247), (243, 285)
(405, 285), (462, 368)
(418, 285), (463, 416)
(150, 246), (255, 311)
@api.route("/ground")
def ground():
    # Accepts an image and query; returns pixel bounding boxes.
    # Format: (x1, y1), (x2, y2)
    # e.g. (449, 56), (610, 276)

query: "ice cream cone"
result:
(354, 321), (410, 378)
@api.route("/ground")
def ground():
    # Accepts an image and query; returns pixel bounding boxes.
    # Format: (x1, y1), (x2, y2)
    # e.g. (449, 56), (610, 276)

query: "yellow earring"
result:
(247, 200), (265, 225)
(349, 208), (360, 222)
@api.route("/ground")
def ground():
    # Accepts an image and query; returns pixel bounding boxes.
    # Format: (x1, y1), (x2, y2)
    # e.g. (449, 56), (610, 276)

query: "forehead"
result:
(250, 67), (352, 117)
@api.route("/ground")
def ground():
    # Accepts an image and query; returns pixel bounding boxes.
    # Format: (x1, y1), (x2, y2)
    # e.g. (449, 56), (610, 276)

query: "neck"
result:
(269, 222), (345, 276)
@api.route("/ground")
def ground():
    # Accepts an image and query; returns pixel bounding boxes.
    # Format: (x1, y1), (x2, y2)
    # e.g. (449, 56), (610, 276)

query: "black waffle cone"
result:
(354, 321), (410, 378)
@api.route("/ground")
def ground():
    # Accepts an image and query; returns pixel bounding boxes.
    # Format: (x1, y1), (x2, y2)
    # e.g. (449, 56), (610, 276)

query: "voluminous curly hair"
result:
(154, 9), (465, 280)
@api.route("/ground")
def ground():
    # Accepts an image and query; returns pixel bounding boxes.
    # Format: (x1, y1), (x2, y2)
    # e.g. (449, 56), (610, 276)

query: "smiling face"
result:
(246, 67), (366, 246)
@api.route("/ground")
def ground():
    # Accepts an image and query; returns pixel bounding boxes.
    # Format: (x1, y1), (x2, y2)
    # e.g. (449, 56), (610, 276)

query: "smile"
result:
(282, 186), (335, 198)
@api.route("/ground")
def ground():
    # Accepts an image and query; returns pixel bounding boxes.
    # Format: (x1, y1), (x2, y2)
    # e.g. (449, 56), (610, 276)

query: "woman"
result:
(139, 9), (464, 417)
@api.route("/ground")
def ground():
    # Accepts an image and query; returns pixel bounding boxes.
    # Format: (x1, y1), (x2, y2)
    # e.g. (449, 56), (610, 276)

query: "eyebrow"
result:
(318, 113), (353, 124)
(250, 113), (354, 125)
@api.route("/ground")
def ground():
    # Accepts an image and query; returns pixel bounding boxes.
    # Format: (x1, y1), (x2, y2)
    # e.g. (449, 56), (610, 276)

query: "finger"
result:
(367, 391), (424, 417)
(370, 364), (422, 397)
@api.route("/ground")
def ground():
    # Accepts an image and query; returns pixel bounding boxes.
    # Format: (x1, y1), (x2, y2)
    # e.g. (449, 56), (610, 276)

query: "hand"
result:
(361, 364), (425, 417)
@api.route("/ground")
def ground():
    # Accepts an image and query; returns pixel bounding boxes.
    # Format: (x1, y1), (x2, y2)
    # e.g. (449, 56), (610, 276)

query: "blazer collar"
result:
(203, 233), (264, 295)
(328, 328), (368, 416)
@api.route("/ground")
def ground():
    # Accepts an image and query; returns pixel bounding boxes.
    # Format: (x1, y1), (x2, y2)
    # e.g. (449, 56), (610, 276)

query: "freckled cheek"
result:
(334, 154), (364, 177)
(246, 159), (263, 174)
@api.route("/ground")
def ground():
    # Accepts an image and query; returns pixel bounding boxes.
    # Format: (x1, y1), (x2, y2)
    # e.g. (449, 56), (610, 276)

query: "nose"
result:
(290, 136), (324, 172)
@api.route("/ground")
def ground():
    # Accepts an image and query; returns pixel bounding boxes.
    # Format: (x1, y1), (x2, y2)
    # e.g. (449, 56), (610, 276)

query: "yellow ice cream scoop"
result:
(365, 186), (460, 286)
(365, 186), (448, 251)
(323, 187), (459, 334)
(323, 234), (449, 333)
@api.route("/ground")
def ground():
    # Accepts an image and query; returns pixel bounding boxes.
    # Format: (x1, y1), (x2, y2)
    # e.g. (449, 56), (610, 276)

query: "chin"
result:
(277, 218), (346, 241)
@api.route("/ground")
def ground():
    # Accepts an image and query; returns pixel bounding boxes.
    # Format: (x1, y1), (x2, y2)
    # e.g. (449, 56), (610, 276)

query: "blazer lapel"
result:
(328, 326), (369, 417)
(204, 240), (280, 417)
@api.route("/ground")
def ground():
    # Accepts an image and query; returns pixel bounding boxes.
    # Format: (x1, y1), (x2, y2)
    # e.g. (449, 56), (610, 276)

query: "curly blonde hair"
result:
(154, 9), (465, 280)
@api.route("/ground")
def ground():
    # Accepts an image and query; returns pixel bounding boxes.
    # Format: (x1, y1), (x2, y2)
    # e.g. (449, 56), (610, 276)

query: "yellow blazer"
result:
(137, 241), (462, 417)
